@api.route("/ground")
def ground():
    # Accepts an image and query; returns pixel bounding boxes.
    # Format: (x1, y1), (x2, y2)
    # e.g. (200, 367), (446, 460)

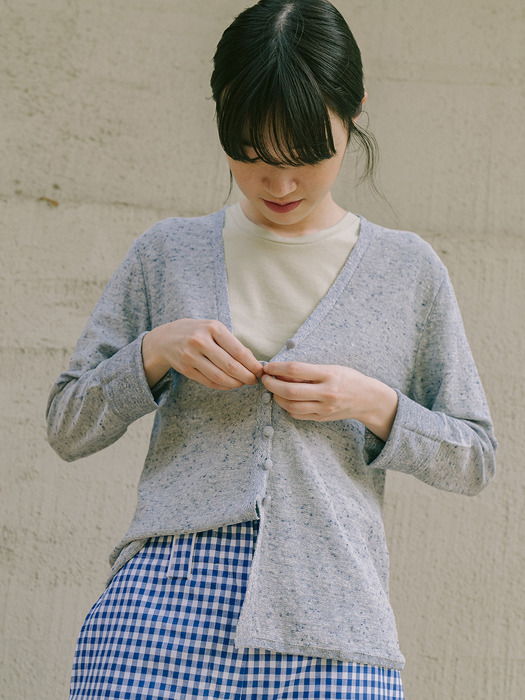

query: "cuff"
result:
(367, 390), (441, 475)
(100, 333), (173, 423)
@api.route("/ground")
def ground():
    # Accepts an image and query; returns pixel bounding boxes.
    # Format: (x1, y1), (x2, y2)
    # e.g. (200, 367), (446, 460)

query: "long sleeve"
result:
(46, 240), (173, 462)
(368, 269), (497, 495)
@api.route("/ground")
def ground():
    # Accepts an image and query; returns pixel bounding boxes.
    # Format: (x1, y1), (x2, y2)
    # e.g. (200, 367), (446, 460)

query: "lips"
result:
(263, 199), (302, 214)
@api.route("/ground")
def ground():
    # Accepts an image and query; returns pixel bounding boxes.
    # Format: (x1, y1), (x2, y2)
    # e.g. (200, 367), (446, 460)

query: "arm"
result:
(262, 271), (496, 496)
(370, 271), (497, 495)
(46, 242), (165, 462)
(47, 243), (263, 463)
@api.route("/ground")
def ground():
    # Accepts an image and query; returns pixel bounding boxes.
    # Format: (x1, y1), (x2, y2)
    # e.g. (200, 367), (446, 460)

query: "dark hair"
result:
(211, 0), (378, 182)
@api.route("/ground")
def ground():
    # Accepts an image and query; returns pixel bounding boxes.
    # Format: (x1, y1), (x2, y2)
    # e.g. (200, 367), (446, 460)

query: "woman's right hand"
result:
(141, 319), (263, 390)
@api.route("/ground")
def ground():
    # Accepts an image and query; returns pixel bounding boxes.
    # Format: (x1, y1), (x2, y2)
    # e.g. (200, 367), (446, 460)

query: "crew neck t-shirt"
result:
(222, 202), (360, 361)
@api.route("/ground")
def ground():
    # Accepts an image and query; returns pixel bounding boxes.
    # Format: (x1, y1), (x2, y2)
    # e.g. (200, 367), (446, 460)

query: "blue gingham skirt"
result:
(70, 520), (404, 699)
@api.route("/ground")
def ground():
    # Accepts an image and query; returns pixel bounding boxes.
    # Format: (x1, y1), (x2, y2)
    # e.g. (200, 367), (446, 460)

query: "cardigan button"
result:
(263, 426), (274, 438)
(263, 459), (273, 471)
(285, 339), (295, 349)
(262, 495), (272, 507)
(262, 392), (272, 404)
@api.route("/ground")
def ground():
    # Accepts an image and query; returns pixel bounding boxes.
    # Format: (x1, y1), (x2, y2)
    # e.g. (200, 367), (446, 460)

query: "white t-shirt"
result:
(222, 202), (360, 360)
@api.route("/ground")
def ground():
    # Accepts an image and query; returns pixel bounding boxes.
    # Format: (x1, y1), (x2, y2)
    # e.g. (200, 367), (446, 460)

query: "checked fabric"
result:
(70, 520), (405, 699)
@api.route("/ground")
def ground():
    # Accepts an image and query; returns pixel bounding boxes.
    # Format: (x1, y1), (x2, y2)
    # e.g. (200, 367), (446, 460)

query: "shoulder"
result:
(108, 210), (225, 286)
(133, 209), (225, 255)
(359, 217), (448, 286)
(360, 217), (442, 264)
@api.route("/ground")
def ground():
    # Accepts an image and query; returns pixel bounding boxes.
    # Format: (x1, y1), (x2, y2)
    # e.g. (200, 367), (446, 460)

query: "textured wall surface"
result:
(1, 1), (524, 698)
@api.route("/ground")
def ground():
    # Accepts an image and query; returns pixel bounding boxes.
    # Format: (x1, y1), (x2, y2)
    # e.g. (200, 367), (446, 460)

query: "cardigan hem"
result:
(233, 634), (405, 670)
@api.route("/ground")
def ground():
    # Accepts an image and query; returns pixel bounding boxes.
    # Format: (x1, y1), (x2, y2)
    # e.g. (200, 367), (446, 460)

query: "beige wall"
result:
(1, 1), (523, 697)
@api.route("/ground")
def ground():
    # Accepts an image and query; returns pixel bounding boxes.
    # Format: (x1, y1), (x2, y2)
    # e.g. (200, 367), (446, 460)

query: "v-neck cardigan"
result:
(46, 209), (496, 671)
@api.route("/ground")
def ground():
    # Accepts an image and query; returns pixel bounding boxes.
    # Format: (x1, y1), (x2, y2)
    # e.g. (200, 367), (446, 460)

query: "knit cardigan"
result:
(46, 209), (497, 670)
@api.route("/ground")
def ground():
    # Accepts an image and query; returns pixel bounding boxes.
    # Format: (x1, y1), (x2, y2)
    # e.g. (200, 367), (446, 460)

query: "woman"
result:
(47, 1), (496, 697)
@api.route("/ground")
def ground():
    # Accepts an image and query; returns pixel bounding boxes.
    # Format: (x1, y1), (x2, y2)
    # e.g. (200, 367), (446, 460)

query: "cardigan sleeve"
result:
(368, 269), (497, 495)
(46, 239), (174, 462)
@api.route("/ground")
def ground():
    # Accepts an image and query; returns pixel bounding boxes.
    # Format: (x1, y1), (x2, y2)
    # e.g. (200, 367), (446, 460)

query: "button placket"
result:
(262, 421), (274, 472)
(257, 380), (274, 510)
(263, 425), (274, 439)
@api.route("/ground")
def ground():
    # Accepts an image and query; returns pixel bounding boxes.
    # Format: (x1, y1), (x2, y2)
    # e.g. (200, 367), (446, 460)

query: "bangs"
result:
(216, 64), (337, 167)
(211, 0), (379, 190)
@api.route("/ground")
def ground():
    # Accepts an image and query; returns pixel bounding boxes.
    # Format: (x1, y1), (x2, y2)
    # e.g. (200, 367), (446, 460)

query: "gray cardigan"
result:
(46, 209), (496, 670)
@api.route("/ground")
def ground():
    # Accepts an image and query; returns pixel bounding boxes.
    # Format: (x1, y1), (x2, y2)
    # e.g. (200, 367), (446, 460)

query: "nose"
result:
(262, 166), (298, 199)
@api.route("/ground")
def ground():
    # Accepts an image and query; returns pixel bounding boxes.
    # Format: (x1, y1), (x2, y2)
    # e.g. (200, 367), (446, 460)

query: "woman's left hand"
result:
(261, 361), (398, 442)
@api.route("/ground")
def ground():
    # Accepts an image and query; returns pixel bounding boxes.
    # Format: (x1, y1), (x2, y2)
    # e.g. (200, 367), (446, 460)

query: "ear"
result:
(352, 92), (368, 123)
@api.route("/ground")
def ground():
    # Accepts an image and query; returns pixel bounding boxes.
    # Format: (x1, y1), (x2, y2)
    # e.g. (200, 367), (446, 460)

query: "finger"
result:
(272, 396), (322, 416)
(193, 354), (248, 389)
(203, 343), (260, 385)
(289, 412), (324, 421)
(263, 361), (325, 382)
(183, 320), (261, 384)
(271, 395), (330, 421)
(261, 373), (318, 401)
(211, 325), (264, 377)
(190, 367), (242, 391)
(272, 394), (343, 421)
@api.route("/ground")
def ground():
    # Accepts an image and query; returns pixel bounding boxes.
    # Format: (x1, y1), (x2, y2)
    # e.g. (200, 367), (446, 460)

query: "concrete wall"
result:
(1, 0), (523, 697)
